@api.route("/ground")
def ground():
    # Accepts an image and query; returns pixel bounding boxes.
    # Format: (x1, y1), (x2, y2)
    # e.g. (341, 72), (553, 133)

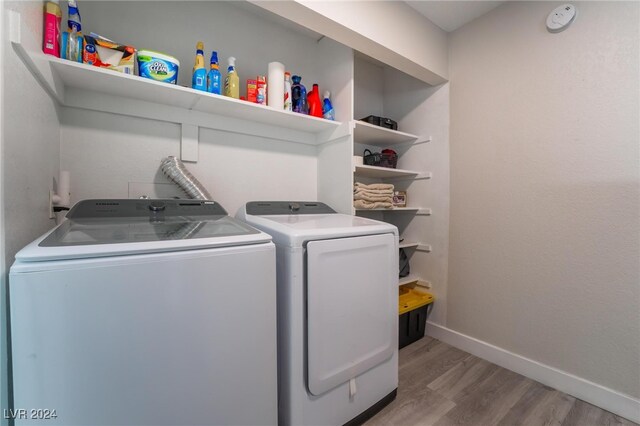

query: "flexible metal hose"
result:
(160, 156), (212, 200)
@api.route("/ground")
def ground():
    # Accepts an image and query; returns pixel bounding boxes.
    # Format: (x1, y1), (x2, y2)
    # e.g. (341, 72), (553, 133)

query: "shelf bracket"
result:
(181, 124), (199, 163)
(414, 136), (433, 145)
(388, 171), (432, 181)
(317, 120), (353, 144)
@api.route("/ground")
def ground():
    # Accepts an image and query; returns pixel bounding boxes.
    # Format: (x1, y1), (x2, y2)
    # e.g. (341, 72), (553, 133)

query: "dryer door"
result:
(306, 233), (397, 396)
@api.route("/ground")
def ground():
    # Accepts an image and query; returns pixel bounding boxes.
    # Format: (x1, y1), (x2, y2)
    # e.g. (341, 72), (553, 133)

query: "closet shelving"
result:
(352, 55), (437, 292)
(353, 165), (430, 180)
(399, 275), (428, 287)
(9, 11), (344, 147)
(353, 120), (420, 146)
(354, 207), (432, 214)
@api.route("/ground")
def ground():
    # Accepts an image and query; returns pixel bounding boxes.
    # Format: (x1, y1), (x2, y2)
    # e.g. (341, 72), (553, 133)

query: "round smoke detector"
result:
(547, 4), (577, 33)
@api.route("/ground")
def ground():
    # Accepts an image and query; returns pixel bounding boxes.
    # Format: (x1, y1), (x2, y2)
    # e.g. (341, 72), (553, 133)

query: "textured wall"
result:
(2, 2), (61, 421)
(448, 1), (640, 398)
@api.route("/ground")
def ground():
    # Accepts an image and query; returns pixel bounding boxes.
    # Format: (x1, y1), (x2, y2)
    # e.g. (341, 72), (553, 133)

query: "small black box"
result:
(360, 115), (398, 131)
(399, 304), (431, 349)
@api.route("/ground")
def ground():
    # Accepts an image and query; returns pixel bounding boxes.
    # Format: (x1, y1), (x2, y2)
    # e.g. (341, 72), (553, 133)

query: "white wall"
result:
(298, 1), (448, 80)
(60, 108), (319, 214)
(0, 5), (6, 422)
(353, 57), (384, 121)
(250, 0), (449, 85)
(448, 0), (639, 402)
(1, 2), (61, 421)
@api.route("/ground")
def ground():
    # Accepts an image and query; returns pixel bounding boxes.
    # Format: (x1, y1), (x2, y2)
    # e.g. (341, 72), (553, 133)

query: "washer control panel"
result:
(66, 199), (228, 219)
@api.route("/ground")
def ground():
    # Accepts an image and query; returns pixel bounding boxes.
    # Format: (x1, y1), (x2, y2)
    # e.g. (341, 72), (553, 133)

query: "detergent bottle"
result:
(291, 75), (307, 114)
(322, 91), (335, 121)
(207, 51), (222, 94)
(66, 0), (82, 62)
(43, 0), (61, 57)
(192, 42), (207, 91)
(224, 57), (239, 99)
(308, 84), (323, 118)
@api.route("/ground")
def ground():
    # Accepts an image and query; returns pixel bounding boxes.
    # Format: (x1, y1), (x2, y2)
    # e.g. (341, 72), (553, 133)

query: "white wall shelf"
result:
(354, 165), (423, 179)
(9, 10), (343, 147)
(399, 241), (432, 252)
(353, 120), (420, 146)
(399, 241), (419, 249)
(399, 275), (422, 287)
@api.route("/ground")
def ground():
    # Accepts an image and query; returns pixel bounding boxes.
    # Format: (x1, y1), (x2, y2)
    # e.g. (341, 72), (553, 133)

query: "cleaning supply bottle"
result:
(322, 91), (335, 121)
(192, 42), (207, 91)
(43, 0), (61, 57)
(291, 75), (308, 114)
(66, 0), (82, 62)
(284, 72), (292, 111)
(207, 51), (222, 94)
(224, 57), (239, 99)
(308, 84), (323, 118)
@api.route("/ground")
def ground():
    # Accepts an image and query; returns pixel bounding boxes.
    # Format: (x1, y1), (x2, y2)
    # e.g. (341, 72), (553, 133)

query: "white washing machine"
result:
(237, 201), (398, 426)
(10, 199), (277, 426)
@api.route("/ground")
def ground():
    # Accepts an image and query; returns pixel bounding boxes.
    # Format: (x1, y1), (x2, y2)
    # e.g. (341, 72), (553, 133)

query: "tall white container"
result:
(267, 61), (285, 109)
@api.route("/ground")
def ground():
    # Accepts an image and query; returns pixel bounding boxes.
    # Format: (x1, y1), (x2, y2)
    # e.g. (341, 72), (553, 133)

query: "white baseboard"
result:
(426, 322), (640, 424)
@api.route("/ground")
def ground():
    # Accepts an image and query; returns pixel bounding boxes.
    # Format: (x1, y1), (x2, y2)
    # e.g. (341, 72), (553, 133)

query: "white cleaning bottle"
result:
(284, 72), (292, 111)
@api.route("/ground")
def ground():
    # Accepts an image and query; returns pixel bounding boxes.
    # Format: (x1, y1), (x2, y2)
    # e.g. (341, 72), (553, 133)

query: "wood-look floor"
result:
(365, 337), (638, 426)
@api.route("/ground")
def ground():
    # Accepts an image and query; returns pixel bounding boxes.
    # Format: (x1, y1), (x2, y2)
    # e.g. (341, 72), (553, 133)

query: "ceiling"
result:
(405, 1), (505, 32)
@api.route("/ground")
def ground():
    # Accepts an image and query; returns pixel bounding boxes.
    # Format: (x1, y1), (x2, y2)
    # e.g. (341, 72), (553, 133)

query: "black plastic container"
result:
(360, 115), (398, 130)
(399, 303), (431, 349)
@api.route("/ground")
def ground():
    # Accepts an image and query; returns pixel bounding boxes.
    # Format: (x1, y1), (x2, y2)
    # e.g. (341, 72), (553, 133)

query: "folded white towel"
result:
(354, 192), (394, 203)
(354, 182), (394, 191)
(354, 199), (393, 209)
(354, 188), (394, 197)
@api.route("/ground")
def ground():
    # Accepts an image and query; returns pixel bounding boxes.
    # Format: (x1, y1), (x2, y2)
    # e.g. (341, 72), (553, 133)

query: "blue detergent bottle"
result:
(207, 51), (222, 94)
(291, 75), (308, 114)
(322, 91), (335, 120)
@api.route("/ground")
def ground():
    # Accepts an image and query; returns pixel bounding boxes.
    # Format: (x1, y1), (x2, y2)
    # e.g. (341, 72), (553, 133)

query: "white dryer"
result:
(237, 201), (398, 426)
(10, 199), (277, 426)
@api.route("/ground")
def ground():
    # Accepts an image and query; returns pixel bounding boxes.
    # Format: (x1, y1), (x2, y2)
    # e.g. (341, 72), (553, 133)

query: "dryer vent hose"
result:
(160, 156), (212, 200)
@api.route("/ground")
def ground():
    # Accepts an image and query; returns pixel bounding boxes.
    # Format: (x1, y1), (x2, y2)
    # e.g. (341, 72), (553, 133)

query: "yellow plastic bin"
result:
(398, 284), (434, 348)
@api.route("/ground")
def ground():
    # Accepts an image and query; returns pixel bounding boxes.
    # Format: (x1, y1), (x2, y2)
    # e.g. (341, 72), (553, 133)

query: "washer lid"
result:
(239, 202), (397, 248)
(16, 199), (269, 262)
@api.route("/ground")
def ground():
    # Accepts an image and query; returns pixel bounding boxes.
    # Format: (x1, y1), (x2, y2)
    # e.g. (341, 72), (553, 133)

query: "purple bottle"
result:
(291, 75), (308, 114)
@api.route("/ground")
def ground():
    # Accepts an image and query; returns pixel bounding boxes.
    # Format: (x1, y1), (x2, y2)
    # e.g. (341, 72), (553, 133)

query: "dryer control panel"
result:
(246, 201), (336, 215)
